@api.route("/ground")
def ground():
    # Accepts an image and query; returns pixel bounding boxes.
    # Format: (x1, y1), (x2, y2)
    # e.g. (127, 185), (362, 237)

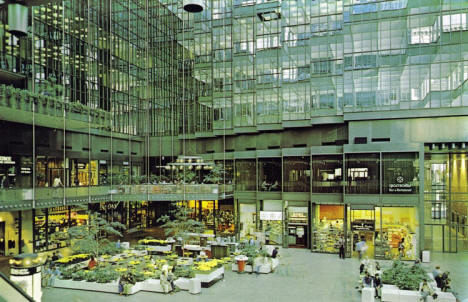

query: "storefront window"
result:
(239, 203), (256, 239)
(235, 159), (256, 191)
(33, 206), (89, 253)
(312, 205), (345, 253)
(383, 152), (419, 194)
(218, 199), (235, 236)
(312, 155), (343, 193)
(258, 158), (281, 191)
(378, 207), (418, 260)
(283, 156), (310, 192)
(17, 156), (33, 188)
(261, 200), (283, 245)
(0, 155), (17, 189)
(129, 201), (148, 229)
(35, 157), (67, 187)
(71, 160), (98, 186)
(345, 153), (379, 194)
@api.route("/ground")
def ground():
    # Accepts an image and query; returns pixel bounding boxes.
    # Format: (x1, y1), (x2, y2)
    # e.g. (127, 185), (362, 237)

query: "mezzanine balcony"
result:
(0, 183), (234, 211)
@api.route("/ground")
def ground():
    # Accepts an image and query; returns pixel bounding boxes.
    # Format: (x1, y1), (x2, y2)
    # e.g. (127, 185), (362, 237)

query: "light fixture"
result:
(8, 4), (28, 37)
(183, 0), (204, 13)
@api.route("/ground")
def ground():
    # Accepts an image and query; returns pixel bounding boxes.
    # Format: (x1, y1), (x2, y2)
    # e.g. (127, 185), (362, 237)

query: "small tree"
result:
(203, 164), (225, 184)
(67, 211), (126, 257)
(157, 203), (205, 256)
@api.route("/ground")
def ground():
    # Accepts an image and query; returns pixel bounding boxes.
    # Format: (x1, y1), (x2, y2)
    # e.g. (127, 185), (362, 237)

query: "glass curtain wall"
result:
(258, 158), (281, 191)
(312, 155), (343, 193)
(424, 152), (468, 252)
(345, 153), (379, 194)
(283, 156), (310, 192)
(235, 159), (256, 191)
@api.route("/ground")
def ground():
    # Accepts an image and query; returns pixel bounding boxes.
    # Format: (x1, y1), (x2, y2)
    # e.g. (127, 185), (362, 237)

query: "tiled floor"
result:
(41, 249), (468, 302)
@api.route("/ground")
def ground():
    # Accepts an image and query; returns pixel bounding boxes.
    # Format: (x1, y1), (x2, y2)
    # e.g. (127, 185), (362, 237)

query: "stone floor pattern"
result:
(42, 249), (468, 302)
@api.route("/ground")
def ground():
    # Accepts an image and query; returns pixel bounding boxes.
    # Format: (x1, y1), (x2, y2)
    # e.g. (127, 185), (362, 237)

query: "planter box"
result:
(232, 258), (279, 274)
(146, 245), (171, 253)
(381, 287), (455, 302)
(174, 277), (191, 291)
(54, 279), (121, 293)
(194, 266), (224, 283)
(54, 278), (167, 295)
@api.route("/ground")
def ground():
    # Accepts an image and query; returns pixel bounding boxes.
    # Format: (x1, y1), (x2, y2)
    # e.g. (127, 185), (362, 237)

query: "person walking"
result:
(356, 237), (367, 260)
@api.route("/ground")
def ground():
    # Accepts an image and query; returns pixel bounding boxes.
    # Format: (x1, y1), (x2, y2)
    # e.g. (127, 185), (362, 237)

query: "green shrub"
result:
(381, 260), (427, 290)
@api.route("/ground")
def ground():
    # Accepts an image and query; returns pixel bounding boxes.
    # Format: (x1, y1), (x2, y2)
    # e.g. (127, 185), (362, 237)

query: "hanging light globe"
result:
(8, 3), (28, 37)
(183, 0), (204, 13)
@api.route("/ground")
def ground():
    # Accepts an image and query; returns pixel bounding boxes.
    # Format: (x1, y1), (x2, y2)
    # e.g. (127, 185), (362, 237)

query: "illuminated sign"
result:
(0, 156), (15, 164)
(259, 211), (282, 221)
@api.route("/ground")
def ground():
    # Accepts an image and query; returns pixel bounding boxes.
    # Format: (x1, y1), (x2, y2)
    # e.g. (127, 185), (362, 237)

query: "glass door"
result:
(350, 208), (375, 258)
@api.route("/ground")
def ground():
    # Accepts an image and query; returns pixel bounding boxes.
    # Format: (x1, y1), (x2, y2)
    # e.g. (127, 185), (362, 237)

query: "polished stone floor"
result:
(42, 249), (468, 302)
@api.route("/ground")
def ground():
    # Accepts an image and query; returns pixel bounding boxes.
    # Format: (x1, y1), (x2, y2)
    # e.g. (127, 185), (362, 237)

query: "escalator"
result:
(0, 271), (35, 302)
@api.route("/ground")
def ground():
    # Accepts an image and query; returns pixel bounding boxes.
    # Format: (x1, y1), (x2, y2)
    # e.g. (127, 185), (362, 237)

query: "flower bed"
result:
(138, 239), (169, 246)
(55, 254), (90, 265)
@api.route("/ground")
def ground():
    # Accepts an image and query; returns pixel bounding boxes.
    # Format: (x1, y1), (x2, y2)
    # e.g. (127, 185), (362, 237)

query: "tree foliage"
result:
(203, 164), (225, 184)
(67, 211), (126, 257)
(157, 203), (205, 249)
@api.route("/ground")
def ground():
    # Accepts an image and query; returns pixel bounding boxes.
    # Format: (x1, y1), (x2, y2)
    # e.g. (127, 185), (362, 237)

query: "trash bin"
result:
(189, 278), (201, 294)
(422, 250), (430, 263)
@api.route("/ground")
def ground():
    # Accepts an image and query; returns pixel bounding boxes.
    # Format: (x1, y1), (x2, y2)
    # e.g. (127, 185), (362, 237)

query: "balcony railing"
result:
(0, 184), (234, 210)
(0, 85), (112, 129)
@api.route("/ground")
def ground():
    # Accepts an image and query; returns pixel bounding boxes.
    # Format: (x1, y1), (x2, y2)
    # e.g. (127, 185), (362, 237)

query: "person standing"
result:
(52, 176), (63, 188)
(271, 247), (279, 258)
(338, 236), (345, 259)
(51, 252), (59, 262)
(398, 238), (405, 258)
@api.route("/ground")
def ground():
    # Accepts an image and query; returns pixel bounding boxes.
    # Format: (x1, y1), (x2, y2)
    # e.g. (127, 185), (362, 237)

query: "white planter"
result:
(146, 245), (172, 253)
(194, 266), (224, 283)
(140, 279), (165, 293)
(232, 258), (279, 274)
(54, 279), (119, 293)
(54, 278), (167, 295)
(174, 278), (190, 291)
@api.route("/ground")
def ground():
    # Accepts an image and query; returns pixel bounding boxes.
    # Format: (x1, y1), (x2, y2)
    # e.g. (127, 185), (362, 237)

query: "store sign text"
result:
(389, 183), (413, 193)
(0, 156), (15, 164)
(260, 211), (282, 221)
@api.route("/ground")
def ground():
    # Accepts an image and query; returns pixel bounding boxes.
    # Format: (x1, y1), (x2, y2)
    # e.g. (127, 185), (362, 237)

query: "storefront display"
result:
(348, 207), (418, 260)
(239, 203), (256, 240)
(313, 205), (346, 253)
(217, 202), (235, 235)
(375, 207), (418, 260)
(33, 206), (89, 252)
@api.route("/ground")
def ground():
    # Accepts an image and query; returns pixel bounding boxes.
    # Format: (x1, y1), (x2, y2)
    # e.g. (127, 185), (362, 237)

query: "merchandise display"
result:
(312, 219), (344, 253)
(375, 224), (416, 260)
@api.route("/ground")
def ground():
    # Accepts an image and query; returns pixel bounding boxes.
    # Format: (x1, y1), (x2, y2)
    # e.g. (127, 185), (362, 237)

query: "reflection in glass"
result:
(312, 155), (343, 193)
(283, 156), (310, 192)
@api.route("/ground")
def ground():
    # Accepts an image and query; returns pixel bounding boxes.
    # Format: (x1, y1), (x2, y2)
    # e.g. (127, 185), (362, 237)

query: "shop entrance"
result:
(287, 206), (308, 248)
(0, 221), (5, 256)
(350, 208), (375, 259)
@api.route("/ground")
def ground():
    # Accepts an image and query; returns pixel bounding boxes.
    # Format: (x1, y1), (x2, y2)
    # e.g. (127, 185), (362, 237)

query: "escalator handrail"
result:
(0, 271), (36, 302)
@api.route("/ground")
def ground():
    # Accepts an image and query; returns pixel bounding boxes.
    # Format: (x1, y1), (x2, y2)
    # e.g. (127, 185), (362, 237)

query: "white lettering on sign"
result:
(259, 211), (282, 221)
(0, 156), (15, 164)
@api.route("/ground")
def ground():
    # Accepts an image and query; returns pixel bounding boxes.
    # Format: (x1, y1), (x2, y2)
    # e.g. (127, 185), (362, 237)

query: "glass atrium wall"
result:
(163, 0), (468, 132)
